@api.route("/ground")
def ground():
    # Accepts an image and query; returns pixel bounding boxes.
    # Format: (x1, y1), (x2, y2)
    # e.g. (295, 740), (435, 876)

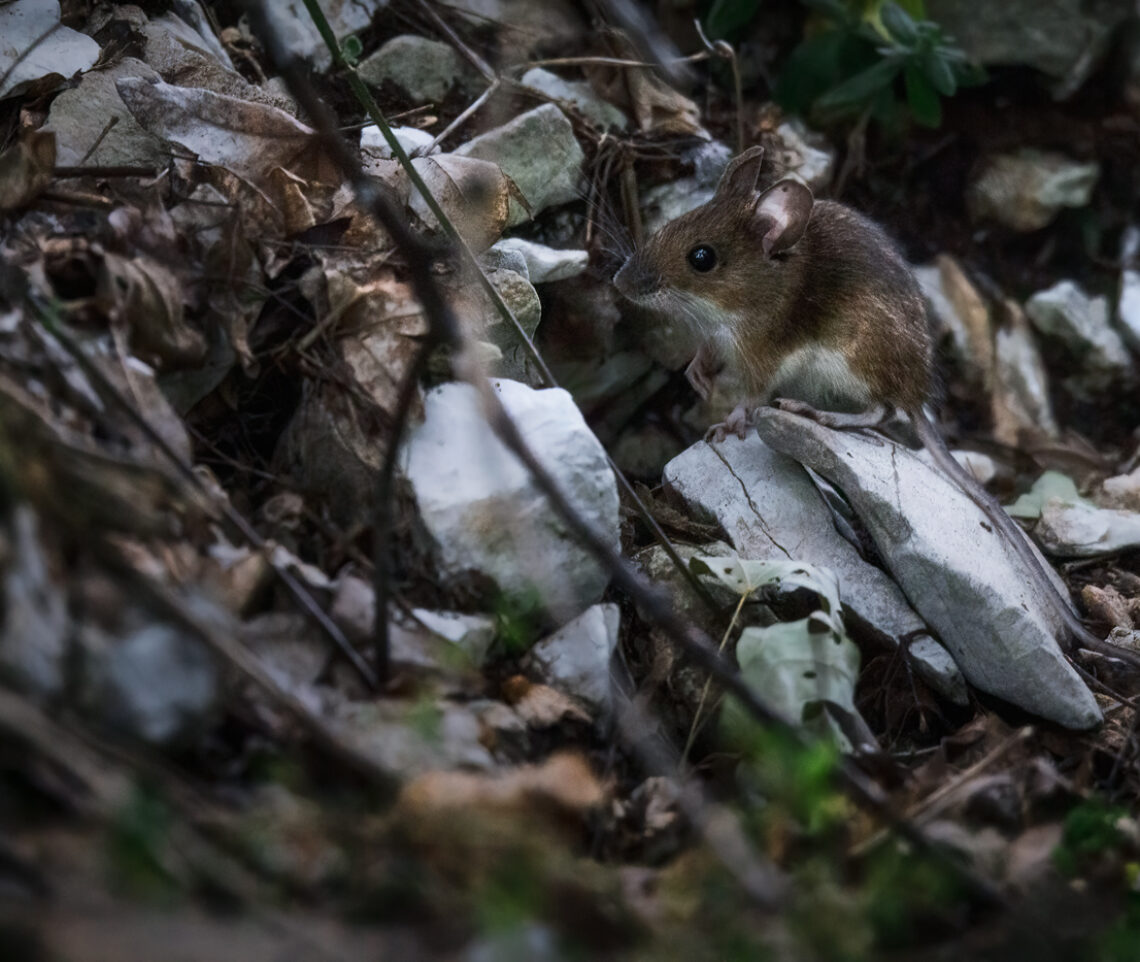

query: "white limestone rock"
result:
(402, 380), (619, 623)
(1026, 280), (1132, 391)
(525, 603), (619, 714)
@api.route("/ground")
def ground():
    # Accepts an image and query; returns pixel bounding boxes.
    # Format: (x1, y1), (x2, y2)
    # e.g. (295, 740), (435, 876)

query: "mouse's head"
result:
(613, 146), (814, 331)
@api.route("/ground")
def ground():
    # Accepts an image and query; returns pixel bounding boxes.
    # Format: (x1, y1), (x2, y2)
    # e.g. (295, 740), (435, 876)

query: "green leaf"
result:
(774, 29), (849, 113)
(903, 63), (942, 126)
(814, 55), (902, 111)
(705, 0), (761, 39)
(892, 0), (926, 17)
(880, 2), (919, 46)
(801, 0), (850, 20)
(953, 59), (989, 87)
(340, 34), (362, 65)
(920, 48), (957, 95)
(1005, 470), (1086, 520)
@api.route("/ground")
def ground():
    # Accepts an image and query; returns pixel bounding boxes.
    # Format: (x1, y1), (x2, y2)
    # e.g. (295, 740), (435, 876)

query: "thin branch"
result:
(53, 165), (160, 178)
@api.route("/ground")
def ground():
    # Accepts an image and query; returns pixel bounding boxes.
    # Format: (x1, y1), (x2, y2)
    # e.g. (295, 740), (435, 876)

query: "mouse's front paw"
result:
(705, 404), (752, 443)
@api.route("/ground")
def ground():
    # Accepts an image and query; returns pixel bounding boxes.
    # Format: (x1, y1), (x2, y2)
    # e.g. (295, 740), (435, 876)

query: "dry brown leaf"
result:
(502, 674), (592, 728)
(409, 154), (512, 252)
(97, 251), (206, 366)
(398, 752), (604, 817)
(587, 31), (706, 138)
(0, 129), (56, 212)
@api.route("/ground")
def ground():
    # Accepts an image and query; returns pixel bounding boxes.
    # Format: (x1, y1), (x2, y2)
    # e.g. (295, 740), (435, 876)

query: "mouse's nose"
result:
(613, 256), (659, 301)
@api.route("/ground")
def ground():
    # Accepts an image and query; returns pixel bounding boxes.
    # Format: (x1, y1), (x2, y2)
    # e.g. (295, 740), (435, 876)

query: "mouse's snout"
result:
(612, 254), (660, 303)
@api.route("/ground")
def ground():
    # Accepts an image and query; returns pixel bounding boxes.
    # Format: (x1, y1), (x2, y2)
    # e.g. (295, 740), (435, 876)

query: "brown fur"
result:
(613, 155), (933, 414)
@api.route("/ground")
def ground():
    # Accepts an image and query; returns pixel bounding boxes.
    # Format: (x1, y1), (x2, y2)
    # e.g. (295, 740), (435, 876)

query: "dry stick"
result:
(259, 1), (1005, 908)
(423, 78), (500, 152)
(851, 726), (1034, 858)
(54, 165), (159, 178)
(32, 303), (379, 692)
(693, 20), (743, 155)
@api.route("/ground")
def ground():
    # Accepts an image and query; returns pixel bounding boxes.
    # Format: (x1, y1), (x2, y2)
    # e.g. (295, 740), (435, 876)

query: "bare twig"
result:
(423, 79), (500, 152)
(693, 19), (743, 155)
(53, 165), (160, 178)
(77, 116), (120, 166)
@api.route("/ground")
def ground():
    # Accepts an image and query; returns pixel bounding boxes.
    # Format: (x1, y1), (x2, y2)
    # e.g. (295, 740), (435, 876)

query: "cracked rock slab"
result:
(663, 436), (967, 705)
(753, 408), (1101, 730)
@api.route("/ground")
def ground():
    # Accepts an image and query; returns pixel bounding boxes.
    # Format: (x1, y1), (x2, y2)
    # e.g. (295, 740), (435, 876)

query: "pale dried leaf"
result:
(116, 77), (326, 188)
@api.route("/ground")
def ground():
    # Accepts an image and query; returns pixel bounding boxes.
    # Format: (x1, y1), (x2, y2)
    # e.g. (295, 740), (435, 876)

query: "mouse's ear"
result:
(715, 146), (766, 197)
(752, 178), (813, 256)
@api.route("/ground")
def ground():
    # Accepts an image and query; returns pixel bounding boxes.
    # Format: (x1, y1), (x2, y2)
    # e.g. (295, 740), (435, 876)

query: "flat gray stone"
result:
(359, 34), (479, 102)
(753, 408), (1101, 729)
(456, 104), (584, 226)
(43, 59), (169, 168)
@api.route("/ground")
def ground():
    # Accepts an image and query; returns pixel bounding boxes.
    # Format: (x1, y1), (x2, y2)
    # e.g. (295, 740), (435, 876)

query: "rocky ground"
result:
(3, 1), (1140, 959)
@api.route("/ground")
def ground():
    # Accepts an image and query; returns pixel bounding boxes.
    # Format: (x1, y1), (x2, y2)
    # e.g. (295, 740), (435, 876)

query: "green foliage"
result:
(340, 34), (363, 66)
(1053, 799), (1130, 876)
(493, 586), (546, 655)
(862, 844), (963, 948)
(705, 0), (762, 40)
(726, 724), (846, 837)
(772, 1), (984, 129)
(106, 784), (179, 900)
(1096, 894), (1140, 962)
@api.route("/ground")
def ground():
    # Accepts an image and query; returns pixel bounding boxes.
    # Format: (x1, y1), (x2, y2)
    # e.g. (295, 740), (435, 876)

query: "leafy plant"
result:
(772, 1), (984, 129)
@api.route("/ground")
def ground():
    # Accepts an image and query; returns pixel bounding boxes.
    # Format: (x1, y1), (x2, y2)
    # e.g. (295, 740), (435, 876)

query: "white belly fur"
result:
(766, 345), (873, 412)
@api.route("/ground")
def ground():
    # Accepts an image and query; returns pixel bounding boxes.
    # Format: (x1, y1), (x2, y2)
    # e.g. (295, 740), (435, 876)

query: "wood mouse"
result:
(614, 145), (1135, 672)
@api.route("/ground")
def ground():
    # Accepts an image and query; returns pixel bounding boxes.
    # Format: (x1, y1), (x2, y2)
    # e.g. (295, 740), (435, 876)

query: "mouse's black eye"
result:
(687, 245), (717, 273)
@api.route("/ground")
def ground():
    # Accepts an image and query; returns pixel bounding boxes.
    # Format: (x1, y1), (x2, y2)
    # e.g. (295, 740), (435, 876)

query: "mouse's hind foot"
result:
(775, 399), (892, 430)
